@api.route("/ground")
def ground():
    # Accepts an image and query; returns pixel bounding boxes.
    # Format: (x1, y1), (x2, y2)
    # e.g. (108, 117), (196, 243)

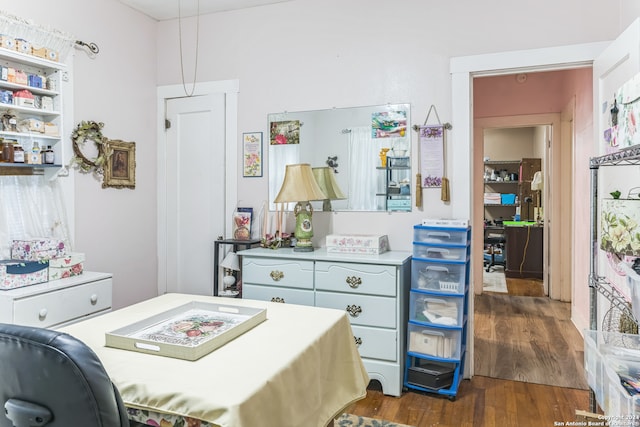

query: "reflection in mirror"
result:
(268, 103), (411, 212)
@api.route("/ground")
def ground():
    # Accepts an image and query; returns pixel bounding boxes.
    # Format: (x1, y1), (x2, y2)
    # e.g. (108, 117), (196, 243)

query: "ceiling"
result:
(118, 0), (292, 21)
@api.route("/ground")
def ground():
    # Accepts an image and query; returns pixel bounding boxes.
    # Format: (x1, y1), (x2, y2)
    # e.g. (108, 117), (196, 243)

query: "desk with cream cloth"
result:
(60, 293), (369, 427)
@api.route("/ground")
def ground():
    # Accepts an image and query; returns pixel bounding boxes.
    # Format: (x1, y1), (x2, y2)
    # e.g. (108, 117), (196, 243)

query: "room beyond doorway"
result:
(482, 125), (547, 295)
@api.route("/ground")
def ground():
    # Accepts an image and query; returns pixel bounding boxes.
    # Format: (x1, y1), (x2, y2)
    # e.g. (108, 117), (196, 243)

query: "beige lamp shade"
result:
(274, 163), (328, 203)
(312, 167), (346, 200)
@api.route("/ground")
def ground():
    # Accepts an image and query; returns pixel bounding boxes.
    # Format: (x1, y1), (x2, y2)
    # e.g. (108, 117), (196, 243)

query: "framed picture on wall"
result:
(243, 132), (263, 177)
(103, 139), (136, 189)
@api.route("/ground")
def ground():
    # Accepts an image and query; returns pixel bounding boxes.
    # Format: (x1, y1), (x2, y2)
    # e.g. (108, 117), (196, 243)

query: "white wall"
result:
(3, 0), (637, 309)
(2, 0), (158, 309)
(484, 128), (535, 161)
(156, 0), (625, 252)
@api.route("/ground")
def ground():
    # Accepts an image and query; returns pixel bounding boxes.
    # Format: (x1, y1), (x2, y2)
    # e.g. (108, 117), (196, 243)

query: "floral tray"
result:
(105, 301), (266, 361)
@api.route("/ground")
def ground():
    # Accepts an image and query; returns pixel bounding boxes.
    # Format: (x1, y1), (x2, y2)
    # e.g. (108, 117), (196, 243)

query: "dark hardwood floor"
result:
(346, 276), (591, 426)
(347, 377), (589, 427)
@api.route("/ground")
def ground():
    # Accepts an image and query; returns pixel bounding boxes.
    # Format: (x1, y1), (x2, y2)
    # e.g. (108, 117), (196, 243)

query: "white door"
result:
(162, 93), (226, 296)
(592, 18), (640, 328)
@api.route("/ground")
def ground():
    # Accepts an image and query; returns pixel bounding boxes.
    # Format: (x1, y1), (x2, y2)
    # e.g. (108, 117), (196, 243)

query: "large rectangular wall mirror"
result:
(268, 103), (411, 212)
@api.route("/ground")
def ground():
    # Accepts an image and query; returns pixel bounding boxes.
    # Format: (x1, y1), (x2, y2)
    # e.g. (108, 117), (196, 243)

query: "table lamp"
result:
(531, 171), (543, 222)
(274, 163), (327, 252)
(219, 251), (240, 295)
(312, 166), (346, 211)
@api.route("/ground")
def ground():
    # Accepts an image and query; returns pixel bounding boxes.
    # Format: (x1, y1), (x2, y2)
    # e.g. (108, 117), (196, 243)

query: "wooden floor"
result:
(474, 282), (587, 389)
(346, 276), (592, 426)
(347, 377), (590, 427)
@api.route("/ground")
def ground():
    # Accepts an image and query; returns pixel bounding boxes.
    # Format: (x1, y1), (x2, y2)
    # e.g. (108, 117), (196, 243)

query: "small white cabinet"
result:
(0, 271), (112, 328)
(241, 247), (411, 396)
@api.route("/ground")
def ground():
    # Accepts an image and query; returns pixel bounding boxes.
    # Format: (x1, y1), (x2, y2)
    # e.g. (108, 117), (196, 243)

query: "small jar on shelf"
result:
(13, 144), (24, 163)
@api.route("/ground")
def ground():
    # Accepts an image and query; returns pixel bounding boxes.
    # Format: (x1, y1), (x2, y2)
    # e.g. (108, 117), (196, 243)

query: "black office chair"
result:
(0, 323), (131, 427)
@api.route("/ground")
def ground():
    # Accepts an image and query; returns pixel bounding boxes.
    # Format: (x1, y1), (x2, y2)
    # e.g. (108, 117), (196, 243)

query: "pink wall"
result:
(474, 68), (594, 330)
(474, 70), (586, 117)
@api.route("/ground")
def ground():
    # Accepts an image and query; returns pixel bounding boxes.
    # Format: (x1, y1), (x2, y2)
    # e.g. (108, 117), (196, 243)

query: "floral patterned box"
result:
(0, 260), (49, 290)
(325, 234), (389, 255)
(48, 252), (84, 281)
(11, 238), (66, 261)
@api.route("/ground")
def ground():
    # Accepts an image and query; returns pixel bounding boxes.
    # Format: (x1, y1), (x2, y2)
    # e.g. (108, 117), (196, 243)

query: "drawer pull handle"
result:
(271, 297), (286, 303)
(90, 294), (98, 305)
(38, 308), (48, 320)
(354, 336), (362, 347)
(270, 270), (284, 281)
(345, 276), (362, 288)
(346, 304), (362, 317)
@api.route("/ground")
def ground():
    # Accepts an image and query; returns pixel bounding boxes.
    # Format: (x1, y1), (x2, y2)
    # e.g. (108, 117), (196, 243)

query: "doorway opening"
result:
(471, 69), (584, 389)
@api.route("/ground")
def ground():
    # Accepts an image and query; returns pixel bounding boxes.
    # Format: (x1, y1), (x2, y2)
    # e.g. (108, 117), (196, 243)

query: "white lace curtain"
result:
(0, 176), (70, 259)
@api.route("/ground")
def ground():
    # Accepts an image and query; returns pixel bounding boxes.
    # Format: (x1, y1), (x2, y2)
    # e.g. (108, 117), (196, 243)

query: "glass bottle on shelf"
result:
(13, 144), (24, 163)
(43, 146), (54, 164)
(2, 139), (14, 163)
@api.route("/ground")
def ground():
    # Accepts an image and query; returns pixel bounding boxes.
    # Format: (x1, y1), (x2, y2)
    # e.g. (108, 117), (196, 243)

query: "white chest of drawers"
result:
(0, 271), (113, 329)
(241, 247), (411, 396)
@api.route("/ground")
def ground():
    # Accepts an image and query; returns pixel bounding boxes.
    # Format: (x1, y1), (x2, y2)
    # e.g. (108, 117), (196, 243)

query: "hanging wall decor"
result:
(269, 120), (301, 145)
(418, 125), (444, 188)
(102, 139), (136, 189)
(371, 110), (407, 138)
(71, 121), (107, 174)
(242, 132), (262, 177)
(604, 71), (640, 152)
(413, 105), (452, 203)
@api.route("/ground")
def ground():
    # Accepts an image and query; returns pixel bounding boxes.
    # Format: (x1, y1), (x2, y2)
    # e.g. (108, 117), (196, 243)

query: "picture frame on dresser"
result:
(103, 139), (136, 189)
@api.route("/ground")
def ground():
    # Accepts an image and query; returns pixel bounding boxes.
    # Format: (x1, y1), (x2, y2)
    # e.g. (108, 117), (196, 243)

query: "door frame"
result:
(450, 42), (609, 378)
(156, 80), (240, 295)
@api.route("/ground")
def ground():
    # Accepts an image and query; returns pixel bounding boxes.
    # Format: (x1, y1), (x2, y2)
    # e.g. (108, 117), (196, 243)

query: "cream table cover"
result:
(60, 293), (369, 427)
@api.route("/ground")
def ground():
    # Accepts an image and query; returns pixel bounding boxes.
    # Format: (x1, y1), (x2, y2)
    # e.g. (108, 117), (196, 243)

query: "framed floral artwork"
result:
(269, 120), (300, 145)
(243, 132), (262, 177)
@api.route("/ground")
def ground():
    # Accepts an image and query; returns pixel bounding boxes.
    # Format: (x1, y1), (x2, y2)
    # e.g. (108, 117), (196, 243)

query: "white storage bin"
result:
(412, 244), (469, 262)
(411, 259), (467, 295)
(409, 291), (464, 327)
(584, 330), (605, 405)
(584, 329), (640, 418)
(413, 226), (470, 246)
(407, 323), (461, 359)
(602, 355), (640, 418)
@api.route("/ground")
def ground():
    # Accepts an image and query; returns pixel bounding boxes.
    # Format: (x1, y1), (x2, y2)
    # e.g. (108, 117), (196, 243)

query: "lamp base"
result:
(294, 238), (314, 252)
